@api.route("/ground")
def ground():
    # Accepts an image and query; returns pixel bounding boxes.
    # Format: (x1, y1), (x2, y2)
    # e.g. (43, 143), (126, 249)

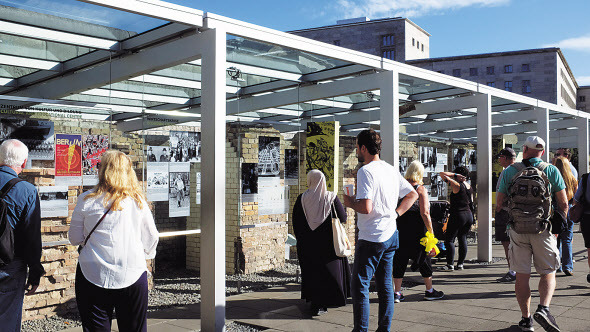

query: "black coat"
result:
(292, 194), (351, 307)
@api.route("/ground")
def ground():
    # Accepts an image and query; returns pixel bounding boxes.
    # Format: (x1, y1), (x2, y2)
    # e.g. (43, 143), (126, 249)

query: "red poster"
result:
(55, 134), (82, 177)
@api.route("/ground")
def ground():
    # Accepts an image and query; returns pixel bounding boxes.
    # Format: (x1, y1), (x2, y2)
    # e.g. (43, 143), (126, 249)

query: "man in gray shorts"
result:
(495, 147), (516, 282)
(496, 137), (568, 332)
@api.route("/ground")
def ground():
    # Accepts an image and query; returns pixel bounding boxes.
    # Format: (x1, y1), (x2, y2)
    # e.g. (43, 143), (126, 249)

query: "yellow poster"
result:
(306, 121), (339, 192)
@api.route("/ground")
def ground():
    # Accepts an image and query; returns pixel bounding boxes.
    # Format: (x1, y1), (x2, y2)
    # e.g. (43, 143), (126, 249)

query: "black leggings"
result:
(445, 210), (473, 266)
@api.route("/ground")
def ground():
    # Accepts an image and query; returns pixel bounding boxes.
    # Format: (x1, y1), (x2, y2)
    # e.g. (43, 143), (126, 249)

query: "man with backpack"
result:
(0, 139), (44, 331)
(496, 136), (568, 332)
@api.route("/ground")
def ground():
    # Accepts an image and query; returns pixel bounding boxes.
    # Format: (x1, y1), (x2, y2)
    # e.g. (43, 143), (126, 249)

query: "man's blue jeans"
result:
(557, 220), (574, 272)
(352, 231), (399, 332)
(0, 259), (27, 332)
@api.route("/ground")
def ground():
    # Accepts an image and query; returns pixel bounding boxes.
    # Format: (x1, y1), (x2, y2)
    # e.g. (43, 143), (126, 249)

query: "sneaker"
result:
(455, 264), (464, 270)
(424, 289), (445, 301)
(533, 305), (560, 332)
(563, 270), (573, 276)
(439, 264), (454, 271)
(394, 292), (405, 303)
(497, 272), (517, 282)
(518, 316), (534, 331)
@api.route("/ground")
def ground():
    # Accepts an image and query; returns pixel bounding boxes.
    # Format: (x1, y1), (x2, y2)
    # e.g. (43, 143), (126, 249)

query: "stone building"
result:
(578, 86), (590, 112)
(408, 48), (579, 110)
(289, 17), (431, 62)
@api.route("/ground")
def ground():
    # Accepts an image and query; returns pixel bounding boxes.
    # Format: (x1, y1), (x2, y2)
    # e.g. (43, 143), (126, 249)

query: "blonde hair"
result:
(405, 160), (424, 184)
(553, 156), (577, 202)
(85, 150), (146, 210)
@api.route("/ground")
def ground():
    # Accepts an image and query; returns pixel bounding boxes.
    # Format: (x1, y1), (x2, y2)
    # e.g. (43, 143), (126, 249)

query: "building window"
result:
(581, 96), (587, 102)
(522, 63), (530, 72)
(382, 35), (394, 46)
(421, 44), (424, 52)
(417, 41), (420, 49)
(382, 50), (394, 60)
(333, 40), (341, 46)
(469, 68), (478, 76)
(504, 65), (513, 73)
(522, 80), (531, 93)
(486, 66), (494, 75)
(487, 82), (495, 87)
(452, 69), (461, 77)
(505, 81), (513, 92)
(412, 38), (415, 46)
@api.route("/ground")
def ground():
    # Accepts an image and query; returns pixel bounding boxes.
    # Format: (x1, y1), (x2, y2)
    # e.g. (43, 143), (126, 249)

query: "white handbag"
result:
(331, 202), (352, 257)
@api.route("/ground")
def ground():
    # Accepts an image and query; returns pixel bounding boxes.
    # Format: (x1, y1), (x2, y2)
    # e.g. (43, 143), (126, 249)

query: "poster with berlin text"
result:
(169, 162), (190, 217)
(0, 118), (54, 160)
(38, 186), (69, 218)
(147, 162), (169, 201)
(55, 134), (82, 186)
(82, 135), (109, 186)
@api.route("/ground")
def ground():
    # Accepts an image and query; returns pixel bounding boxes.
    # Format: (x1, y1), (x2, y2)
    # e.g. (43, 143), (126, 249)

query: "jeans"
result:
(0, 259), (27, 332)
(352, 231), (399, 332)
(557, 220), (574, 272)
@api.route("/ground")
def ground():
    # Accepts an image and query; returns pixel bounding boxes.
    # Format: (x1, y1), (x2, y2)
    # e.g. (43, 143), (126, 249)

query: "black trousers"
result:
(75, 265), (148, 332)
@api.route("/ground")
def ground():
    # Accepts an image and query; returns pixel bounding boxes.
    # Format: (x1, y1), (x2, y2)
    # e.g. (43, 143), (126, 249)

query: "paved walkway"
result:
(63, 232), (590, 331)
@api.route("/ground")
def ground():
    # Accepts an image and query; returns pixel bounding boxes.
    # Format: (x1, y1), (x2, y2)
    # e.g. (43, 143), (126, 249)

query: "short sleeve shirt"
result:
(356, 160), (416, 243)
(497, 157), (566, 195)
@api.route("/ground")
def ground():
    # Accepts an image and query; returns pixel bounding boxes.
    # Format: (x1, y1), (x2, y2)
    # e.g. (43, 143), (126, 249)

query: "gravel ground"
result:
(22, 260), (300, 332)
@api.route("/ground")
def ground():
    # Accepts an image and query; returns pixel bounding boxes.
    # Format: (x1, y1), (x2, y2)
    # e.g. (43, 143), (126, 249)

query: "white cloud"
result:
(577, 76), (590, 86)
(334, 0), (510, 19)
(544, 35), (590, 52)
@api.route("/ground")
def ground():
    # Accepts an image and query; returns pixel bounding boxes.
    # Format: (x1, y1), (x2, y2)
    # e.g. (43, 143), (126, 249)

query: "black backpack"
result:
(0, 178), (24, 266)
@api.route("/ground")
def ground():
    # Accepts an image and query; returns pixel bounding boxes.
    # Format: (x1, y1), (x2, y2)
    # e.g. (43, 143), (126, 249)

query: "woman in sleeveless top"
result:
(393, 161), (444, 302)
(439, 166), (474, 271)
(292, 170), (350, 316)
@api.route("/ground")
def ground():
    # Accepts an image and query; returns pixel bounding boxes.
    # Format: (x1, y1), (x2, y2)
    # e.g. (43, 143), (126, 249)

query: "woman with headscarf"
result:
(292, 169), (350, 316)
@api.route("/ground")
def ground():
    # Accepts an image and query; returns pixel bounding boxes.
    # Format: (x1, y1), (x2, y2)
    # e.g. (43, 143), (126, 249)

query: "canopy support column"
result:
(536, 107), (550, 162)
(476, 94), (492, 262)
(578, 117), (589, 175)
(380, 70), (399, 170)
(200, 27), (227, 332)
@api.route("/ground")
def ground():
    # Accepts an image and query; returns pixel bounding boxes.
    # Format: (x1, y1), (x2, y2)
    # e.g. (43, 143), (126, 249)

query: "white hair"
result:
(0, 139), (29, 167)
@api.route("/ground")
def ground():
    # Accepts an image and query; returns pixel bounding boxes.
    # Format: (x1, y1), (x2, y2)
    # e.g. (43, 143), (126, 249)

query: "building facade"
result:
(408, 48), (579, 109)
(578, 86), (590, 112)
(289, 17), (430, 62)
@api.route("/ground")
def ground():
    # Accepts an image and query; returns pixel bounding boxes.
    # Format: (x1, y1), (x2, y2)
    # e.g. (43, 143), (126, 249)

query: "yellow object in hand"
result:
(419, 231), (440, 257)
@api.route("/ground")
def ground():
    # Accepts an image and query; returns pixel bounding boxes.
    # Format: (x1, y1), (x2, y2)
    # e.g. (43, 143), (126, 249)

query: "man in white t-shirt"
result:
(343, 129), (418, 332)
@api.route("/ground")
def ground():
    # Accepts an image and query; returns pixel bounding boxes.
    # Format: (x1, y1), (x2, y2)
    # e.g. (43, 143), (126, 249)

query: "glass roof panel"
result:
(399, 73), (458, 99)
(226, 35), (352, 78)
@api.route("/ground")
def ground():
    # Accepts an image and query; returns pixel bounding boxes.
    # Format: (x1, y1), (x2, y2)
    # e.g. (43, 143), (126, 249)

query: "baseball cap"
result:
(523, 136), (545, 150)
(497, 147), (516, 158)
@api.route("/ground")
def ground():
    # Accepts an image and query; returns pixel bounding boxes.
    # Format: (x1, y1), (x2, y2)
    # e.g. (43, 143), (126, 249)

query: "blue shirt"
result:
(574, 173), (590, 206)
(497, 157), (566, 195)
(0, 166), (44, 285)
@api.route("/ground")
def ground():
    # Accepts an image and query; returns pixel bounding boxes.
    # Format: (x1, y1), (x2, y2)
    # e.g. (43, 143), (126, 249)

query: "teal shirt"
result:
(497, 157), (566, 195)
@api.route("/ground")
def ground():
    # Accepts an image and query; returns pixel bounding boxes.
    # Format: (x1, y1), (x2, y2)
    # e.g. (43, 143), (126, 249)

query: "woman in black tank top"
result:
(439, 166), (474, 271)
(393, 161), (445, 302)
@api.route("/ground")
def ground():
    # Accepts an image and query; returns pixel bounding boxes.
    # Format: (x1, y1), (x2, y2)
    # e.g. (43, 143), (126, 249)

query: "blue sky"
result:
(4, 0), (590, 85)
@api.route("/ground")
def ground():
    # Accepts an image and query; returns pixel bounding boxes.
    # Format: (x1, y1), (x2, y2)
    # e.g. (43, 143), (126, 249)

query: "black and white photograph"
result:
(453, 148), (467, 167)
(169, 162), (190, 217)
(0, 118), (55, 160)
(242, 163), (258, 194)
(147, 162), (169, 201)
(429, 173), (447, 200)
(170, 131), (201, 162)
(284, 149), (298, 180)
(435, 153), (447, 172)
(467, 149), (477, 171)
(38, 186), (69, 218)
(258, 136), (280, 177)
(399, 157), (410, 174)
(146, 146), (170, 162)
(420, 146), (437, 172)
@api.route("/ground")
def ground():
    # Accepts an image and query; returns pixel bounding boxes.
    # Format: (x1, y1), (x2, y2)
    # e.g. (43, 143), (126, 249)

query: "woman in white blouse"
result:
(69, 150), (159, 332)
